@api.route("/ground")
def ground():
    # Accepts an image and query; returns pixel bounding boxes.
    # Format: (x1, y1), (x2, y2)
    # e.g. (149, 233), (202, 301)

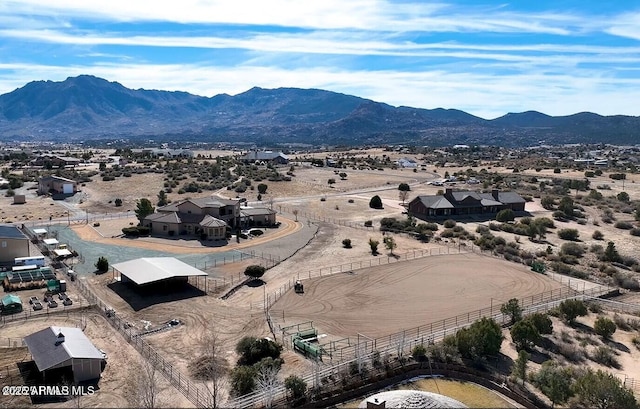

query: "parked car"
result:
(32, 302), (43, 311)
(48, 300), (58, 308)
(63, 298), (73, 306)
(28, 296), (39, 304)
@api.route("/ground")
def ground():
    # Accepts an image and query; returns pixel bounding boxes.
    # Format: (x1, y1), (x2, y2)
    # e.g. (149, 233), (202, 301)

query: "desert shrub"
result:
(558, 228), (579, 241)
(556, 342), (585, 363)
(443, 219), (456, 228)
(121, 226), (150, 236)
(612, 314), (631, 331)
(364, 220), (373, 227)
(589, 244), (604, 254)
(590, 346), (620, 368)
(614, 221), (634, 230)
(592, 230), (604, 240)
(587, 303), (603, 313)
(594, 316), (617, 339)
(630, 228), (640, 237)
(613, 272), (640, 290)
(342, 238), (352, 248)
(488, 222), (501, 231)
(496, 209), (515, 222)
(633, 337), (640, 350)
(560, 242), (585, 258)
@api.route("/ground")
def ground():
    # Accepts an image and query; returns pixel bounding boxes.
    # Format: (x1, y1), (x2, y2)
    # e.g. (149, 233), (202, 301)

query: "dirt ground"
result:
(270, 253), (563, 341)
(2, 151), (640, 407)
(0, 311), (192, 408)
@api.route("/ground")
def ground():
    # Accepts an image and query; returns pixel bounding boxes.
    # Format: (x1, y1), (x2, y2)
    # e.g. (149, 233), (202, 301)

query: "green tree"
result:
(235, 337), (282, 366)
(342, 238), (352, 248)
(398, 183), (411, 192)
(524, 313), (553, 335)
(230, 366), (256, 396)
(558, 196), (574, 217)
(284, 375), (307, 401)
(135, 198), (155, 223)
(412, 344), (427, 362)
(533, 361), (574, 408)
(368, 238), (379, 255)
(540, 196), (555, 210)
(369, 195), (383, 209)
(603, 241), (622, 262)
(157, 190), (168, 206)
(574, 368), (638, 409)
(559, 299), (588, 325)
(327, 178), (336, 187)
(496, 208), (515, 222)
(114, 198), (123, 207)
(339, 172), (347, 180)
(512, 350), (530, 386)
(617, 191), (630, 203)
(500, 298), (523, 324)
(455, 317), (503, 361)
(95, 256), (109, 273)
(510, 320), (540, 351)
(257, 183), (268, 194)
(594, 316), (617, 340)
(383, 236), (397, 255)
(244, 265), (266, 281)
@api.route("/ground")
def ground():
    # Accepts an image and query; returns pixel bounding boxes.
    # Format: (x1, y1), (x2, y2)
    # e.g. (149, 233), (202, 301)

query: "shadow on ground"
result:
(107, 281), (205, 311)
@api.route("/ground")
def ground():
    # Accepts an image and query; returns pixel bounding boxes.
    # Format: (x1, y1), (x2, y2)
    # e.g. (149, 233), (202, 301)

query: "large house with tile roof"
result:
(142, 196), (240, 239)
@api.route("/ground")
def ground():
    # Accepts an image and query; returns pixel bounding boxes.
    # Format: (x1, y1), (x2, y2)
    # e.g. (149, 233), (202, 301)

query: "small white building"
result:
(24, 326), (104, 383)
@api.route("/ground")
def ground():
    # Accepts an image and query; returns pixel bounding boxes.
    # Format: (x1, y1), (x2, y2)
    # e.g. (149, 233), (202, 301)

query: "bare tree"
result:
(292, 209), (299, 222)
(256, 363), (280, 409)
(399, 190), (409, 206)
(198, 325), (229, 409)
(140, 360), (162, 408)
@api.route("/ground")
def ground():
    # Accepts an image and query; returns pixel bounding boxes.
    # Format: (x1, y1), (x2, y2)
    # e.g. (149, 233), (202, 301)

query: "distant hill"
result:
(0, 75), (639, 146)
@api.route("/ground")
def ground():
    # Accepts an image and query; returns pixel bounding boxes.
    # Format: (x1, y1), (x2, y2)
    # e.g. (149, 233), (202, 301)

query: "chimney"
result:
(444, 188), (452, 198)
(492, 189), (499, 200)
(55, 331), (65, 345)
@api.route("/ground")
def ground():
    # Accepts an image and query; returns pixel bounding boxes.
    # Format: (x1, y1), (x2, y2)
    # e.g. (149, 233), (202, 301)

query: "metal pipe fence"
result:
(73, 277), (212, 408)
(230, 282), (614, 408)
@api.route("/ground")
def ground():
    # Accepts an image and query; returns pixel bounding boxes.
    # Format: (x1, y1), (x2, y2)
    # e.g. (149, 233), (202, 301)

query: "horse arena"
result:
(271, 253), (565, 355)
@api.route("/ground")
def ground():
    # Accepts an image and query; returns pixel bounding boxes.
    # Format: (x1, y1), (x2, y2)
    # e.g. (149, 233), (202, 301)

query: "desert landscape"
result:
(1, 145), (640, 408)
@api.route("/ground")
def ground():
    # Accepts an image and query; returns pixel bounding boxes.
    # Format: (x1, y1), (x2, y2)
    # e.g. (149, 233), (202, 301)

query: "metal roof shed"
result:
(112, 257), (207, 286)
(24, 326), (103, 383)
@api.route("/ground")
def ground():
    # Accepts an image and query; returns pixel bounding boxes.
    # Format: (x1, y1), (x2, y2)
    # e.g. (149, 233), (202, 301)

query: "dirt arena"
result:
(271, 252), (565, 341)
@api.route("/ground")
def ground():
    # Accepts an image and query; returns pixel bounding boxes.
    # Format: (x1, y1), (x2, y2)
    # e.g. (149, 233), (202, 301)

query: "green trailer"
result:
(293, 336), (322, 359)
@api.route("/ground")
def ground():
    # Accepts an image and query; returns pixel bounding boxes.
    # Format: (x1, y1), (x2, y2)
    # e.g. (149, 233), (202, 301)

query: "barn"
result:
(24, 326), (104, 383)
(111, 257), (208, 288)
(0, 226), (30, 263)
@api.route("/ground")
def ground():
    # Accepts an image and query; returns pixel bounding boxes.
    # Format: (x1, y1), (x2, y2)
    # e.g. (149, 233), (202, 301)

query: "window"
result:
(163, 225), (168, 231)
(1, 241), (6, 248)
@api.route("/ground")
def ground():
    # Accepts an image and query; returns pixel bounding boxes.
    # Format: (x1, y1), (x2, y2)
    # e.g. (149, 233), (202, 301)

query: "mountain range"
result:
(0, 75), (638, 147)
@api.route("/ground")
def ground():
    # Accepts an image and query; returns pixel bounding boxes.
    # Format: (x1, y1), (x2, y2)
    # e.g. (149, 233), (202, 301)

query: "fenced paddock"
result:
(270, 252), (565, 345)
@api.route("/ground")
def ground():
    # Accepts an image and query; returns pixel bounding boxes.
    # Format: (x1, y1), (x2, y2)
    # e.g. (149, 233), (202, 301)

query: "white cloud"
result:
(0, 0), (586, 34)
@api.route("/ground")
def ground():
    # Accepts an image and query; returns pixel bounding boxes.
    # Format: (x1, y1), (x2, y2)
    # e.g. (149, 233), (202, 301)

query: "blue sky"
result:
(1, 1), (639, 119)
